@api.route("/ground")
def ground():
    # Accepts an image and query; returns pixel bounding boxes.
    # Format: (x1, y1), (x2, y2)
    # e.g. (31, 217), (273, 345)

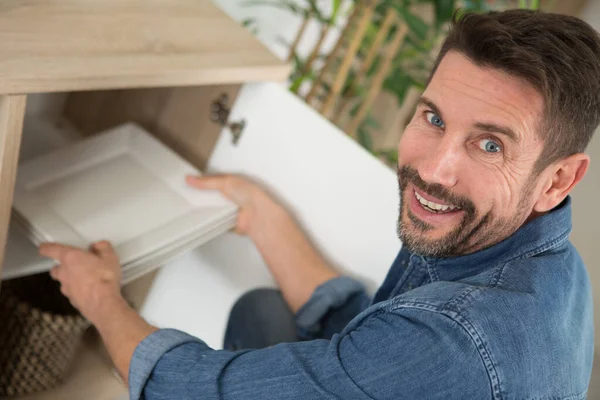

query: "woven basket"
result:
(0, 273), (91, 397)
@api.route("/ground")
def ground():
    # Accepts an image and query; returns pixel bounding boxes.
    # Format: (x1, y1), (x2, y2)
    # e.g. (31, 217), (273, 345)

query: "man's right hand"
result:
(186, 174), (339, 313)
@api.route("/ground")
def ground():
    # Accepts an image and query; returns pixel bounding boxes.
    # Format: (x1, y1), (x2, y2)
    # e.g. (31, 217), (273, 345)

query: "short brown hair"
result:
(429, 9), (600, 173)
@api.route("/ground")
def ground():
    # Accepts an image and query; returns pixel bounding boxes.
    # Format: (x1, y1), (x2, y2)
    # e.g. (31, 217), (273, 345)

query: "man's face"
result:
(397, 51), (546, 257)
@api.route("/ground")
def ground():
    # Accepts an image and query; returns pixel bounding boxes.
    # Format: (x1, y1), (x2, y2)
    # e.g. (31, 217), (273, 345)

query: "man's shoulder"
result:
(372, 242), (593, 399)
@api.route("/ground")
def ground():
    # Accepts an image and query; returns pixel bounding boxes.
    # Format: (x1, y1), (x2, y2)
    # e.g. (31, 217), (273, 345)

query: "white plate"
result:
(1, 215), (235, 282)
(121, 216), (236, 285)
(13, 123), (238, 265)
(122, 214), (236, 270)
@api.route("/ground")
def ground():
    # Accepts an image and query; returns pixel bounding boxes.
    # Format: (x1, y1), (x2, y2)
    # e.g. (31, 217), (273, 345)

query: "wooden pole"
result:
(287, 13), (311, 62)
(345, 24), (407, 137)
(319, 2), (375, 118)
(332, 9), (397, 126)
(299, 19), (333, 86)
(360, 9), (397, 77)
(304, 3), (363, 105)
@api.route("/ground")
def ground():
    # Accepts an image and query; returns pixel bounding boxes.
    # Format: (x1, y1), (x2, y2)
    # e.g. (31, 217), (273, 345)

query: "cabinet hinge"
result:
(210, 93), (246, 145)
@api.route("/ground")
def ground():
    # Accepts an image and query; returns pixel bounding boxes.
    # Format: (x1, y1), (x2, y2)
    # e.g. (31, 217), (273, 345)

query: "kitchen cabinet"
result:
(0, 0), (290, 281)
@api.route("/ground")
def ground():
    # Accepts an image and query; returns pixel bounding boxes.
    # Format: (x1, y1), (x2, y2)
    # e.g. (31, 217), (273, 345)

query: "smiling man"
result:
(41, 9), (600, 400)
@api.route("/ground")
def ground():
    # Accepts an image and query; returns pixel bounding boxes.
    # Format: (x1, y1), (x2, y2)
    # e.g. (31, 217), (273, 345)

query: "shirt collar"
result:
(413, 196), (573, 282)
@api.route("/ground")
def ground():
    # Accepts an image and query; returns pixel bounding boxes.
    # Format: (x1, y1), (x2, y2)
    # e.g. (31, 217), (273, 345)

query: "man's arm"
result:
(186, 175), (339, 313)
(37, 238), (492, 399)
(39, 174), (367, 382)
(40, 241), (155, 383)
(128, 304), (492, 399)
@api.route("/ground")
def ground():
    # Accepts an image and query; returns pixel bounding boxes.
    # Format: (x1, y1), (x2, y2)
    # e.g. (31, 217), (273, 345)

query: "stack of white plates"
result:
(6, 122), (237, 284)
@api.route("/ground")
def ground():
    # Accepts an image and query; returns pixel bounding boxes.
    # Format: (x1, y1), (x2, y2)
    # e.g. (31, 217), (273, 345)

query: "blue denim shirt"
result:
(129, 197), (594, 399)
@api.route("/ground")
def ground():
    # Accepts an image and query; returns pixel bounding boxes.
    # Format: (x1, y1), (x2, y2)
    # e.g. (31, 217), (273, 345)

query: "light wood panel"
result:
(0, 95), (26, 286)
(345, 24), (408, 136)
(320, 3), (375, 118)
(304, 5), (362, 105)
(0, 0), (290, 95)
(64, 84), (241, 170)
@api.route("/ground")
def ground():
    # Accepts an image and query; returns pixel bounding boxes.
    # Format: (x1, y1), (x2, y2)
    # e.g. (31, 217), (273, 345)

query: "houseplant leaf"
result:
(394, 6), (429, 41)
(434, 0), (456, 28)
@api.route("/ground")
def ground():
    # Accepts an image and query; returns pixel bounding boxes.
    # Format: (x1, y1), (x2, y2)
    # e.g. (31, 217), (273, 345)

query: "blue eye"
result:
(425, 111), (445, 128)
(479, 139), (502, 153)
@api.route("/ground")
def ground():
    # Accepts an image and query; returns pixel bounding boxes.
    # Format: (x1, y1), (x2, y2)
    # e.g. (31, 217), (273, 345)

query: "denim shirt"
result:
(129, 197), (594, 399)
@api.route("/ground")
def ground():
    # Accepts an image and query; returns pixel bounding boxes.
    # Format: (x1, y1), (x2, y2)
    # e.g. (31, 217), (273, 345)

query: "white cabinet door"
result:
(140, 82), (401, 349)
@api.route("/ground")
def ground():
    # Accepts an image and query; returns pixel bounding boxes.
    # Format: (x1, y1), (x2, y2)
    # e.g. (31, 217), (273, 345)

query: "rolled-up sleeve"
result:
(129, 304), (492, 400)
(295, 276), (371, 340)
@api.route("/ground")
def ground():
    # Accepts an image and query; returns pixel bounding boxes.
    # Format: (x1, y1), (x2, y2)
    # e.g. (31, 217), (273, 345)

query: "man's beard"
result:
(397, 165), (533, 257)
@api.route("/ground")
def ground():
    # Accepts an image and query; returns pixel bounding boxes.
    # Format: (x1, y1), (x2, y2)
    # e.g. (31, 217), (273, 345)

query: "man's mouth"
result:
(414, 190), (462, 214)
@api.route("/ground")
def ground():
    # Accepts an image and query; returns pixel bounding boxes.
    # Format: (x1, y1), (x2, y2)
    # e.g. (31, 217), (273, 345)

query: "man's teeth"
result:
(414, 191), (459, 212)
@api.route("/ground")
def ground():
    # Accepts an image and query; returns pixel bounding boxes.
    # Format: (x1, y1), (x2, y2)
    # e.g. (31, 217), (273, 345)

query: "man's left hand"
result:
(39, 241), (124, 325)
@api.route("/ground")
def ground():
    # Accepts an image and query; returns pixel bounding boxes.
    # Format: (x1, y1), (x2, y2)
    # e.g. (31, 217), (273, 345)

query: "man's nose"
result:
(418, 139), (461, 188)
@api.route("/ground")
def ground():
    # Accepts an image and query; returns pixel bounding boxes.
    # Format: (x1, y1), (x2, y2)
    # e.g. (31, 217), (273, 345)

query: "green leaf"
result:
(434, 0), (455, 28)
(383, 70), (415, 106)
(241, 18), (259, 35)
(363, 114), (380, 129)
(241, 18), (255, 27)
(531, 0), (540, 10)
(394, 6), (429, 41)
(291, 52), (305, 71)
(461, 0), (485, 12)
(289, 75), (305, 93)
(518, 0), (527, 8)
(404, 34), (430, 52)
(330, 0), (343, 24)
(305, 0), (327, 23)
(357, 125), (374, 152)
(376, 149), (399, 165)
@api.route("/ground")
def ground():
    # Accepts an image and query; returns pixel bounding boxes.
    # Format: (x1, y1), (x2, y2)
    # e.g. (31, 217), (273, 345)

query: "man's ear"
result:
(533, 153), (589, 213)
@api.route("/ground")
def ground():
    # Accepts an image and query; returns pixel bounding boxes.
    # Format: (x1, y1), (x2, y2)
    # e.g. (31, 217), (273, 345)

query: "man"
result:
(40, 9), (600, 399)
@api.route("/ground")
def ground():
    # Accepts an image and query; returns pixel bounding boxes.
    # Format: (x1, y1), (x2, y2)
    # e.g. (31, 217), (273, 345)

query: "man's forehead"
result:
(424, 52), (544, 143)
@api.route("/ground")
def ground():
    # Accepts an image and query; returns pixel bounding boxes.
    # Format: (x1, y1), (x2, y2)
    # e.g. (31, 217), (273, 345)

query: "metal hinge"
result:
(210, 93), (246, 145)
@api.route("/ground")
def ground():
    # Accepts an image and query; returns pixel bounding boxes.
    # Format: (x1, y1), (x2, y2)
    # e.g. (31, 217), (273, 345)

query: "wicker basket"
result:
(0, 273), (91, 397)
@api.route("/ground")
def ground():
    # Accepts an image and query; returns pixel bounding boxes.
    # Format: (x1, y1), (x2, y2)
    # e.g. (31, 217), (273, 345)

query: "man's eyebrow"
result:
(419, 96), (520, 142)
(473, 122), (519, 142)
(419, 97), (444, 120)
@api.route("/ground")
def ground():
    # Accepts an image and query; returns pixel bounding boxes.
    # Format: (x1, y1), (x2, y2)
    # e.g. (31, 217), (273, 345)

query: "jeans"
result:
(223, 288), (299, 350)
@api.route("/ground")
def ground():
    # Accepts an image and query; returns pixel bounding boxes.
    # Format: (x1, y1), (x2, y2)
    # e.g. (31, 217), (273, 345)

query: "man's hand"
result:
(188, 174), (339, 313)
(39, 241), (124, 325)
(186, 174), (288, 238)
